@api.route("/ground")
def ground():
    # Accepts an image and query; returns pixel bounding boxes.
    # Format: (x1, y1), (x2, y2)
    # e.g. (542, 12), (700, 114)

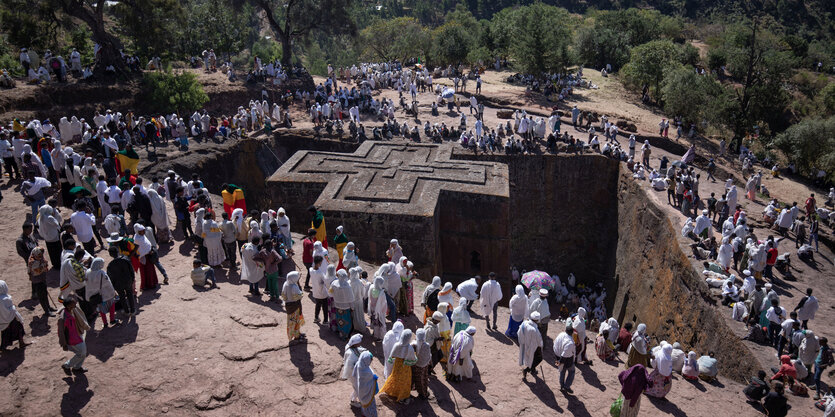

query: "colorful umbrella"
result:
(520, 270), (555, 291)
(442, 88), (455, 99)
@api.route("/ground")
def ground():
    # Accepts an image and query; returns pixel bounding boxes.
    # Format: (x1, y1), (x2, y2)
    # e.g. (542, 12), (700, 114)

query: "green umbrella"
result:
(69, 186), (91, 196)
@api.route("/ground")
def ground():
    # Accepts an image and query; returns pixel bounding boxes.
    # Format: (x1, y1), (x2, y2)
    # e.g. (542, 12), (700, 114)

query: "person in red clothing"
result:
(302, 228), (317, 291)
(771, 355), (796, 383)
(733, 207), (742, 225)
(617, 322), (633, 352)
(805, 193), (816, 218)
(59, 296), (90, 375)
(765, 238), (778, 280)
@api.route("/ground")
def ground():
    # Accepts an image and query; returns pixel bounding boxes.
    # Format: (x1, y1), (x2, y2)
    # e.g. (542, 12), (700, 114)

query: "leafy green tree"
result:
(621, 39), (682, 101)
(249, 0), (355, 66)
(431, 22), (473, 65)
(507, 3), (573, 74)
(359, 17), (430, 63)
(575, 25), (630, 70)
(176, 0), (256, 58)
(773, 116), (835, 181)
(661, 64), (723, 125)
(817, 83), (835, 116)
(113, 0), (181, 59)
(143, 71), (209, 114)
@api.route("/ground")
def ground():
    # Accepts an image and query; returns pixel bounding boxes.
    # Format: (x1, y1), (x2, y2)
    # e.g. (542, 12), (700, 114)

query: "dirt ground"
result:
(1, 68), (833, 416)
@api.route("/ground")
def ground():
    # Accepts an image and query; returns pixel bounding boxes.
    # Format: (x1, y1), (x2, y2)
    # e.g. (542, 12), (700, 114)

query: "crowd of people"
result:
(1, 57), (834, 417)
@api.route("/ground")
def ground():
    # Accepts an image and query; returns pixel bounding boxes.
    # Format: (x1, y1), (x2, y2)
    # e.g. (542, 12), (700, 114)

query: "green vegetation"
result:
(0, 0), (833, 180)
(142, 71), (209, 114)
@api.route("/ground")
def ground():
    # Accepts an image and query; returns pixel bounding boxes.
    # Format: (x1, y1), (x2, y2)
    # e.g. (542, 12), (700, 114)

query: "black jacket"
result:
(107, 255), (135, 291)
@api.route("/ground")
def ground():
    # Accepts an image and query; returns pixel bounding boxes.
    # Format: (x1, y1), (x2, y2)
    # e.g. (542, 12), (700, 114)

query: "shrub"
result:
(142, 70), (209, 115)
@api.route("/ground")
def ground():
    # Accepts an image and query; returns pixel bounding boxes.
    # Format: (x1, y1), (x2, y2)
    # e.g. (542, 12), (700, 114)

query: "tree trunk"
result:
(281, 33), (292, 67)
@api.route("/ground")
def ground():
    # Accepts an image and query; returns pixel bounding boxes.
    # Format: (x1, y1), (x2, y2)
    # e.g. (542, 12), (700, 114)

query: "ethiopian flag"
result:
(114, 147), (140, 176)
(312, 209), (327, 249)
(221, 184), (247, 217)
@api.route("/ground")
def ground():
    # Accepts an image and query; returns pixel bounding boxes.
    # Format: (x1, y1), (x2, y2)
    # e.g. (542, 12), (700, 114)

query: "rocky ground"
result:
(1, 67), (833, 416)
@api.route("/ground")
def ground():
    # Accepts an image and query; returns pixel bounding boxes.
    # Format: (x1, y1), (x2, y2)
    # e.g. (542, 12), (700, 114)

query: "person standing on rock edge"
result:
(302, 228), (317, 291)
(309, 205), (327, 249)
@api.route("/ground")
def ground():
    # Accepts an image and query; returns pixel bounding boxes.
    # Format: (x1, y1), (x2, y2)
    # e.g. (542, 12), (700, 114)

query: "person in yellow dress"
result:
(380, 329), (417, 404)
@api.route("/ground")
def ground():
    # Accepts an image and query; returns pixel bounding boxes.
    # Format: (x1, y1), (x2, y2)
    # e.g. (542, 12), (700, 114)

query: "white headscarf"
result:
(331, 269), (355, 309)
(0, 280), (24, 332)
(352, 352), (376, 406)
(509, 285), (529, 322)
(281, 271), (302, 301)
(653, 342), (674, 376)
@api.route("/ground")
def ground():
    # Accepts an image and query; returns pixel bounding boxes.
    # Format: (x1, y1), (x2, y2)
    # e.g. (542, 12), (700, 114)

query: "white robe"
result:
(517, 320), (542, 368)
(479, 279), (503, 316)
(240, 243), (264, 283)
(382, 323), (404, 379)
(449, 331), (475, 378)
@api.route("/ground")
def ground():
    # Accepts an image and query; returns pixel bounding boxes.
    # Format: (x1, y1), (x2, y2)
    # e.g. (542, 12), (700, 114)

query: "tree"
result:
(113, 0), (181, 59)
(249, 0), (355, 67)
(818, 83), (835, 116)
(143, 71), (209, 114)
(507, 4), (573, 74)
(431, 22), (473, 66)
(51, 0), (129, 73)
(716, 21), (796, 150)
(575, 25), (630, 70)
(620, 40), (682, 102)
(773, 116), (835, 181)
(359, 17), (429, 63)
(661, 65), (723, 126)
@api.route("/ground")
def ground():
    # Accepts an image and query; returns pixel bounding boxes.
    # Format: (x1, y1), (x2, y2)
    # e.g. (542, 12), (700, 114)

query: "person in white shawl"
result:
(259, 212), (271, 238)
(0, 280), (27, 349)
(343, 242), (359, 269)
(518, 311), (543, 378)
(386, 239), (403, 263)
(341, 333), (367, 407)
(382, 321), (405, 379)
(740, 270), (756, 298)
(330, 269), (355, 339)
(479, 273), (503, 330)
(505, 285), (529, 340)
(84, 257), (119, 328)
(312, 241), (329, 263)
(646, 342), (674, 398)
(798, 330), (819, 366)
(451, 298), (471, 336)
(367, 277), (388, 340)
(572, 307), (590, 364)
(240, 236), (264, 295)
(352, 351), (378, 416)
(448, 326), (476, 381)
(795, 288), (819, 329)
(203, 212), (226, 267)
(348, 267), (367, 333)
(247, 220), (262, 243)
(716, 237), (733, 271)
(530, 289), (551, 337)
(726, 184), (738, 214)
(275, 208), (291, 248)
(147, 189), (170, 243)
(694, 209), (712, 238)
(599, 317), (620, 346)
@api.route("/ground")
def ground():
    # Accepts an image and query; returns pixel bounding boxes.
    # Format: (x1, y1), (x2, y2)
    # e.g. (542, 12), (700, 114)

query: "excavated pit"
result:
(148, 131), (759, 381)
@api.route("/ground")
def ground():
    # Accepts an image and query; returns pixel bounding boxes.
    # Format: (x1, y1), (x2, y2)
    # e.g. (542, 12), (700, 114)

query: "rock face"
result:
(610, 172), (758, 382)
